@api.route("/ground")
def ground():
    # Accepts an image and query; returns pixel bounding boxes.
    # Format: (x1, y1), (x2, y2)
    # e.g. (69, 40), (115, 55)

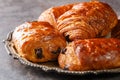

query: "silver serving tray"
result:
(3, 31), (120, 75)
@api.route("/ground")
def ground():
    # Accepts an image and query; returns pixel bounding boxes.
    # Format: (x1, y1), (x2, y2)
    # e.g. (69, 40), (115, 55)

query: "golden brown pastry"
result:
(38, 3), (77, 28)
(58, 38), (120, 71)
(12, 21), (66, 62)
(111, 20), (120, 39)
(57, 1), (118, 42)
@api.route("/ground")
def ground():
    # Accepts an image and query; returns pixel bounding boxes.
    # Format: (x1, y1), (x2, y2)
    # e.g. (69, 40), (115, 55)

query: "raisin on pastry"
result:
(12, 21), (66, 62)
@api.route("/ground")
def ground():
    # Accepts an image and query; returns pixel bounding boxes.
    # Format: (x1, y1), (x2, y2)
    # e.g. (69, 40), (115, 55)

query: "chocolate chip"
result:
(61, 48), (67, 54)
(65, 35), (71, 42)
(51, 47), (61, 54)
(35, 48), (43, 59)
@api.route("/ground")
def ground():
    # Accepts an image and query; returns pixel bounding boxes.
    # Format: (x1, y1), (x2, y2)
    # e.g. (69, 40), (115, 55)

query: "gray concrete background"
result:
(0, 0), (120, 80)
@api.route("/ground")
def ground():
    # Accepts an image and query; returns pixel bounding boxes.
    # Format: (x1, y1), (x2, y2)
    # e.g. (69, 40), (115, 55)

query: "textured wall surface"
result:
(0, 0), (120, 80)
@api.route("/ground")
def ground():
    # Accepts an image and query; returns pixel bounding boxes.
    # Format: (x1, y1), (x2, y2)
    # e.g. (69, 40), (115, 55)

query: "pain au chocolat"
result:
(12, 21), (66, 62)
(57, 1), (118, 41)
(58, 38), (120, 71)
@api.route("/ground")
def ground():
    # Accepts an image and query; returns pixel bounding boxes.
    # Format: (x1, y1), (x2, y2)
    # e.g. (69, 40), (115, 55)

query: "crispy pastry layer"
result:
(12, 21), (66, 62)
(57, 1), (118, 41)
(58, 38), (120, 71)
(38, 3), (77, 28)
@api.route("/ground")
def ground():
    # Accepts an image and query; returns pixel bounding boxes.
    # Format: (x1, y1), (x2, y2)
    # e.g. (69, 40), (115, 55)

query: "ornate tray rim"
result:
(3, 31), (120, 75)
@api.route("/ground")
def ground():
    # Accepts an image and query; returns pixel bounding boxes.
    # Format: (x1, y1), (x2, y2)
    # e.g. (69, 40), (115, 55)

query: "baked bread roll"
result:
(38, 3), (77, 28)
(12, 21), (66, 62)
(111, 20), (120, 39)
(58, 38), (120, 71)
(57, 1), (118, 41)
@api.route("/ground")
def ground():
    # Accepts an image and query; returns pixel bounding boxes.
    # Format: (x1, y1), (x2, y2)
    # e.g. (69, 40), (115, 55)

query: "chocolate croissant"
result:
(58, 38), (120, 71)
(57, 1), (118, 41)
(12, 21), (66, 62)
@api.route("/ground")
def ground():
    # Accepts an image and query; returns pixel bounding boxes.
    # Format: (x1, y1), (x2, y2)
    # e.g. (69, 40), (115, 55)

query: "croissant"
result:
(57, 1), (118, 41)
(58, 38), (120, 71)
(38, 3), (77, 28)
(12, 21), (66, 62)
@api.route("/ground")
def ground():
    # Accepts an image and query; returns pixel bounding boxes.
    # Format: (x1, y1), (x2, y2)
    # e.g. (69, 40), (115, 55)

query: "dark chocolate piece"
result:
(65, 35), (71, 42)
(51, 47), (61, 54)
(35, 48), (43, 59)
